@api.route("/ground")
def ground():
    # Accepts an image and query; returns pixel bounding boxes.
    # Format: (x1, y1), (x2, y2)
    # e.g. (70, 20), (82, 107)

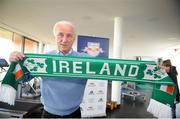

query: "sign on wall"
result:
(78, 35), (109, 117)
(77, 35), (109, 58)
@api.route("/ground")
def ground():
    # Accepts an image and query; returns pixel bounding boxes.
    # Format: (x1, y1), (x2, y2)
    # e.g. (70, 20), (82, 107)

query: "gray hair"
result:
(53, 20), (76, 36)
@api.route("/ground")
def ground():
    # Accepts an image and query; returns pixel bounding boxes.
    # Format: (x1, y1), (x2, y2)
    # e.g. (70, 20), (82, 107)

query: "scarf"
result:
(0, 53), (176, 118)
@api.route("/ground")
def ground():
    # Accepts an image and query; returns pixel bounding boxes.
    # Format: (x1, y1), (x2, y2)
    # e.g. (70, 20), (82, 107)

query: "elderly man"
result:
(9, 21), (88, 118)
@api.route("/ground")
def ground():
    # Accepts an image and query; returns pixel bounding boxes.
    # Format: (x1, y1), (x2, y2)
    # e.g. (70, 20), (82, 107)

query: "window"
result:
(24, 38), (38, 53)
(13, 33), (24, 52)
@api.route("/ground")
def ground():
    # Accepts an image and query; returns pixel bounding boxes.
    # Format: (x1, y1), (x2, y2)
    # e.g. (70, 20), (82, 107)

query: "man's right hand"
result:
(9, 51), (25, 63)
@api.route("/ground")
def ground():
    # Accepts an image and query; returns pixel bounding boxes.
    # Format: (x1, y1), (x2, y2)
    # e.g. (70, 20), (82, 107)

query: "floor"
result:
(0, 82), (175, 118)
(106, 82), (155, 118)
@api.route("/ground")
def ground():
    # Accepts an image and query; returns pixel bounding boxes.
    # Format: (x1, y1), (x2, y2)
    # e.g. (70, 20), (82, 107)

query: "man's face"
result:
(54, 24), (75, 54)
(164, 66), (170, 72)
(162, 65), (170, 72)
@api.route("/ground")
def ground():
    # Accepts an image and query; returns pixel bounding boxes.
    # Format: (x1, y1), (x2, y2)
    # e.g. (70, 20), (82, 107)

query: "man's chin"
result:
(59, 49), (69, 54)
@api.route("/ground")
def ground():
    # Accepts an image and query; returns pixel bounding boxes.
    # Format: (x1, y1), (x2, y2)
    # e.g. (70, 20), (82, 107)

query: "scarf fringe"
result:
(147, 99), (172, 118)
(0, 84), (16, 105)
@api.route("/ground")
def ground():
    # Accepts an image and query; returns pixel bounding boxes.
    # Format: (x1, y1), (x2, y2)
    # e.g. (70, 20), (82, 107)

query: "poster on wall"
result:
(77, 35), (109, 58)
(77, 35), (109, 117)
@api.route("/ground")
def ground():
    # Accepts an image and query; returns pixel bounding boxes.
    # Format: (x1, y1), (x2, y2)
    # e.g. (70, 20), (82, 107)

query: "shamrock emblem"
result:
(146, 67), (162, 79)
(24, 58), (47, 73)
(154, 74), (161, 79)
(146, 69), (153, 75)
(143, 64), (168, 80)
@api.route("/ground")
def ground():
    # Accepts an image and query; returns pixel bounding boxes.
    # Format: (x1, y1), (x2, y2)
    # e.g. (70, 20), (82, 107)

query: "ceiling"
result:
(0, 0), (180, 58)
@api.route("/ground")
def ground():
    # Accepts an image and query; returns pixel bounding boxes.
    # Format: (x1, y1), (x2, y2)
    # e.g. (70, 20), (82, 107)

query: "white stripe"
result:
(160, 85), (167, 92)
(13, 64), (21, 74)
(147, 99), (172, 118)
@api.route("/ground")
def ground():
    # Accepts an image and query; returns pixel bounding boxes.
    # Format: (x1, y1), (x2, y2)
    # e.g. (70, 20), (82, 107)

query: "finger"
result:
(9, 51), (24, 62)
(16, 52), (24, 60)
(17, 54), (24, 60)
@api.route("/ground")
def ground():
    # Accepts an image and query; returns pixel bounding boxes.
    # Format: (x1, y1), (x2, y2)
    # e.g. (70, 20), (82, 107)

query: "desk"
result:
(0, 98), (42, 118)
(121, 88), (146, 101)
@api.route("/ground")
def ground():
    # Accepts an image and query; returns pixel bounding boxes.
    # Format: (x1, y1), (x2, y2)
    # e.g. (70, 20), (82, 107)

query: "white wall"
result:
(0, 38), (14, 63)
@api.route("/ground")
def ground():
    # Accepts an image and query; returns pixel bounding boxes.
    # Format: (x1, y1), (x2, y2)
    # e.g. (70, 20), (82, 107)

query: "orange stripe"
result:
(166, 85), (174, 94)
(15, 70), (23, 80)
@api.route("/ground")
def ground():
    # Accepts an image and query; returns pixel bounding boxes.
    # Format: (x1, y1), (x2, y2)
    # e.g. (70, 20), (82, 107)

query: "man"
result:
(160, 60), (179, 103)
(9, 21), (88, 118)
(158, 59), (179, 118)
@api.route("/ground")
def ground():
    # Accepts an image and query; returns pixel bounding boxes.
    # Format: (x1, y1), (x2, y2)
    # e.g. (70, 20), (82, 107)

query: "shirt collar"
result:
(57, 49), (73, 56)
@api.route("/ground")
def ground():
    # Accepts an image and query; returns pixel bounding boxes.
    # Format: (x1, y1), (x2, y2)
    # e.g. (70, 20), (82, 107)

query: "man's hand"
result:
(9, 51), (25, 62)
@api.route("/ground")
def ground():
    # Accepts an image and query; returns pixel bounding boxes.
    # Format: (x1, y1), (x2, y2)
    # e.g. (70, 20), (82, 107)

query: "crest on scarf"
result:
(23, 58), (47, 73)
(143, 64), (168, 80)
(83, 42), (103, 57)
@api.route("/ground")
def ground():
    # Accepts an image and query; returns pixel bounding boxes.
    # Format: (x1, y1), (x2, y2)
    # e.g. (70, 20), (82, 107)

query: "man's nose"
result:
(61, 35), (68, 42)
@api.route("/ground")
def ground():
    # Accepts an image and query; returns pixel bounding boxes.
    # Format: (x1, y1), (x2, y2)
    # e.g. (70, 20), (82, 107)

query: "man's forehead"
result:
(57, 31), (74, 34)
(57, 24), (73, 29)
(54, 24), (75, 36)
(56, 26), (74, 32)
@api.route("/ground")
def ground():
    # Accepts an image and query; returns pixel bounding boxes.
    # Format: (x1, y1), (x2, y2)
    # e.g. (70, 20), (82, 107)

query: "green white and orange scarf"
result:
(0, 53), (177, 118)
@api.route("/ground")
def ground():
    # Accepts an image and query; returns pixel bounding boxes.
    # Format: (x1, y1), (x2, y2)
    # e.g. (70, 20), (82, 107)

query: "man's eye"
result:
(58, 33), (64, 37)
(67, 34), (73, 38)
(56, 33), (73, 38)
